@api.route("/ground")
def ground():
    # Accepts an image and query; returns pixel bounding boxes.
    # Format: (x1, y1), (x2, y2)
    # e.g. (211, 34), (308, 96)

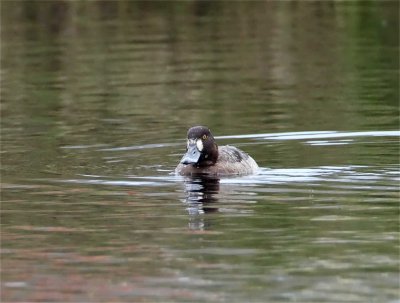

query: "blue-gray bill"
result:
(180, 144), (201, 165)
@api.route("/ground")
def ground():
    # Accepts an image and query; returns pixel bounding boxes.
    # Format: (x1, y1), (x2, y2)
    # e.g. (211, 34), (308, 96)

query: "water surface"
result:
(1, 2), (399, 302)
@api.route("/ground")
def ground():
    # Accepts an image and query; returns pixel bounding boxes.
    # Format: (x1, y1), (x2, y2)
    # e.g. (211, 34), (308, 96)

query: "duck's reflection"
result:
(182, 176), (220, 230)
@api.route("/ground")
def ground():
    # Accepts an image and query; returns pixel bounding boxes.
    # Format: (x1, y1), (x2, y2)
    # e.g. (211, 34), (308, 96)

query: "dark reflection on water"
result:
(1, 1), (399, 302)
(182, 176), (220, 230)
(184, 177), (220, 211)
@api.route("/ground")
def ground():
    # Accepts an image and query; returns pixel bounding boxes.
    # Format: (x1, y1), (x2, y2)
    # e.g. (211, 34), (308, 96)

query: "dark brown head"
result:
(180, 126), (218, 167)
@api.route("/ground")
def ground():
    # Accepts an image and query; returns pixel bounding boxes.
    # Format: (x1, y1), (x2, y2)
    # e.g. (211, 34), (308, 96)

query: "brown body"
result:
(175, 126), (259, 176)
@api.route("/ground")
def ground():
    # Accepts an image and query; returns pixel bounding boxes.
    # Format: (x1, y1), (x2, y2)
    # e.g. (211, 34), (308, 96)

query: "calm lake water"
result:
(1, 2), (399, 302)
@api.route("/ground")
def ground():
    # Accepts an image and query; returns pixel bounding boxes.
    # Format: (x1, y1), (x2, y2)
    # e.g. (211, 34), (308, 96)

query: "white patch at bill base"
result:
(196, 139), (203, 151)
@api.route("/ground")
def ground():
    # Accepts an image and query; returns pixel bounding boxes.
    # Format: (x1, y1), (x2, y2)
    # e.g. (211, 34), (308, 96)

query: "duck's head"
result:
(180, 126), (218, 167)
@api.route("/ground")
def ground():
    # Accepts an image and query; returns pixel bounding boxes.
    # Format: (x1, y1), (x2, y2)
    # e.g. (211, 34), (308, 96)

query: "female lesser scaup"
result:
(175, 126), (259, 176)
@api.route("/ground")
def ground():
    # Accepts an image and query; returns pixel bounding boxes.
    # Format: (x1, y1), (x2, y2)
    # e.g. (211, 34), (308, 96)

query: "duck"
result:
(175, 126), (259, 176)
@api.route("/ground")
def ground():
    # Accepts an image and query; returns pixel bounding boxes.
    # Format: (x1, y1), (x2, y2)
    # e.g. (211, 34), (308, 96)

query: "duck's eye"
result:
(202, 134), (207, 140)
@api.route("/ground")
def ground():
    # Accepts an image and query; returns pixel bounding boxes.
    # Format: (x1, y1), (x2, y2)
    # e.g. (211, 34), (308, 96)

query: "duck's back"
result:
(216, 145), (258, 175)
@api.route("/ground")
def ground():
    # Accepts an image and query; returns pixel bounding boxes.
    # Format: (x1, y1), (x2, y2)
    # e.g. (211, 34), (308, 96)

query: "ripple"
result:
(216, 130), (400, 141)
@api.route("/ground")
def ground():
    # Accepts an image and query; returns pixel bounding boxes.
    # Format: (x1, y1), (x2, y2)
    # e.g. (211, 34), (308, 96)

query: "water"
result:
(1, 2), (399, 302)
